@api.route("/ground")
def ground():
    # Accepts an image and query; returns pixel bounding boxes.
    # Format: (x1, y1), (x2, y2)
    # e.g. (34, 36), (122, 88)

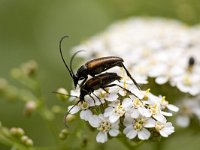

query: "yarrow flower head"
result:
(58, 17), (200, 144)
(72, 17), (200, 96)
(66, 74), (178, 143)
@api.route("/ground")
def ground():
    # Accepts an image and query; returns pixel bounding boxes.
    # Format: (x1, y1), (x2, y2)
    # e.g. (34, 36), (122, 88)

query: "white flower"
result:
(123, 115), (155, 140)
(155, 121), (175, 137)
(72, 17), (200, 95)
(123, 96), (151, 118)
(176, 96), (200, 127)
(104, 100), (127, 123)
(159, 96), (179, 112)
(89, 114), (119, 143)
(67, 95), (94, 121)
(94, 86), (119, 103)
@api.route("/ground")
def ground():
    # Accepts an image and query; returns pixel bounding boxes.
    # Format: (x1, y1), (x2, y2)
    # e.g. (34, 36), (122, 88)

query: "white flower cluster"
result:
(176, 95), (200, 128)
(68, 73), (178, 143)
(72, 17), (200, 96)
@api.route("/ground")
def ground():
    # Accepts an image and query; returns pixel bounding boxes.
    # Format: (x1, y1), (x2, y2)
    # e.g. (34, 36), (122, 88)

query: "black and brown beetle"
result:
(59, 36), (141, 89)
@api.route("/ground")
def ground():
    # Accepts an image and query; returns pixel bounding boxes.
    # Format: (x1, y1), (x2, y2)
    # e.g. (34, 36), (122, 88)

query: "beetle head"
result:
(74, 65), (88, 87)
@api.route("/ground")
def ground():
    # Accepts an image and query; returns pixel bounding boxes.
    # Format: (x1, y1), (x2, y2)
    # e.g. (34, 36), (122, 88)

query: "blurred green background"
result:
(1, 0), (200, 150)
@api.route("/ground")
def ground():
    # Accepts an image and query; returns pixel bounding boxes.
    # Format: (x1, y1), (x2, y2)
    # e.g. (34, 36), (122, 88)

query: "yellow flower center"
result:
(134, 118), (144, 131)
(133, 98), (144, 108)
(149, 104), (159, 115)
(113, 104), (125, 116)
(143, 89), (150, 101)
(98, 121), (111, 132)
(155, 122), (165, 131)
(78, 101), (89, 110)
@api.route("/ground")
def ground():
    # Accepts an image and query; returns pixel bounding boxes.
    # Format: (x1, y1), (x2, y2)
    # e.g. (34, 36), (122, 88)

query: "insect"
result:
(59, 35), (141, 89)
(59, 72), (137, 126)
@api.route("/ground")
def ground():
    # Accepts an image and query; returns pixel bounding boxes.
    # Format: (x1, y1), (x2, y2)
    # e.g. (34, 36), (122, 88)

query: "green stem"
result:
(117, 136), (142, 150)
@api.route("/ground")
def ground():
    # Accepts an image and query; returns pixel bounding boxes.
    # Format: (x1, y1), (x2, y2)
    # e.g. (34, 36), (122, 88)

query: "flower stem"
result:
(117, 136), (143, 150)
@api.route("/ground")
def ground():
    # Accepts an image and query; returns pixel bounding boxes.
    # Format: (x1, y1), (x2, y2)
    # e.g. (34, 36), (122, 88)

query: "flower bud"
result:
(25, 139), (33, 147)
(21, 135), (29, 143)
(21, 60), (38, 77)
(56, 88), (68, 102)
(59, 129), (69, 140)
(24, 101), (37, 116)
(65, 114), (76, 122)
(10, 127), (25, 137)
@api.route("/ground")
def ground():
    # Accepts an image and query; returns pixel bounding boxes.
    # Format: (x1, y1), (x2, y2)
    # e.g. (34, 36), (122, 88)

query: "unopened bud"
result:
(65, 114), (76, 122)
(21, 135), (29, 143)
(21, 60), (38, 77)
(59, 129), (69, 140)
(25, 139), (33, 147)
(56, 88), (68, 101)
(10, 127), (25, 137)
(24, 101), (37, 116)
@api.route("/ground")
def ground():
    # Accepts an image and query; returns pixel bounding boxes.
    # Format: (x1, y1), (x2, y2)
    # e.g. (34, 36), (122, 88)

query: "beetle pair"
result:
(58, 36), (141, 124)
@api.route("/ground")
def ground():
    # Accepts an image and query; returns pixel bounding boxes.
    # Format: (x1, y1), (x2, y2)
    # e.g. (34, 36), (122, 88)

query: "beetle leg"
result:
(102, 84), (139, 99)
(64, 99), (82, 128)
(92, 92), (103, 105)
(121, 63), (141, 90)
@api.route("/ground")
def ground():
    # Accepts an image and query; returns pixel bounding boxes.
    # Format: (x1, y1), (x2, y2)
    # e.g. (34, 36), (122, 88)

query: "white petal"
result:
(68, 105), (80, 114)
(160, 126), (174, 137)
(138, 107), (151, 117)
(104, 107), (114, 117)
(124, 115), (134, 125)
(167, 104), (179, 112)
(131, 109), (140, 118)
(122, 98), (132, 109)
(119, 89), (126, 96)
(130, 89), (144, 99)
(126, 130), (137, 139)
(85, 95), (95, 106)
(138, 128), (150, 140)
(176, 115), (190, 128)
(106, 93), (118, 101)
(123, 125), (133, 134)
(153, 114), (167, 123)
(89, 115), (101, 128)
(144, 118), (156, 128)
(109, 114), (120, 123)
(96, 132), (108, 143)
(80, 110), (92, 121)
(109, 129), (119, 137)
(161, 111), (172, 116)
(156, 76), (168, 85)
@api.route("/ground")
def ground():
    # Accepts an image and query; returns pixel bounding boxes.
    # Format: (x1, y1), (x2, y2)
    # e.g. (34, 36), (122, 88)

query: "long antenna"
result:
(52, 91), (79, 98)
(70, 50), (85, 75)
(59, 35), (73, 78)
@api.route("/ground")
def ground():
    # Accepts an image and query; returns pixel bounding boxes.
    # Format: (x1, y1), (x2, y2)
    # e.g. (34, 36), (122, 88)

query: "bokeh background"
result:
(1, 0), (200, 150)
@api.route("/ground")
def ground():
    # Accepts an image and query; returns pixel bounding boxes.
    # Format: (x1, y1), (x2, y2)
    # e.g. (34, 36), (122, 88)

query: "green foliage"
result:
(1, 0), (200, 150)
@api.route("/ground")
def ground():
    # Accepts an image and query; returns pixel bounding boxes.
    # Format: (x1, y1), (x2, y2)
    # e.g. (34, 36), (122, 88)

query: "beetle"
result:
(56, 72), (138, 126)
(59, 36), (141, 89)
